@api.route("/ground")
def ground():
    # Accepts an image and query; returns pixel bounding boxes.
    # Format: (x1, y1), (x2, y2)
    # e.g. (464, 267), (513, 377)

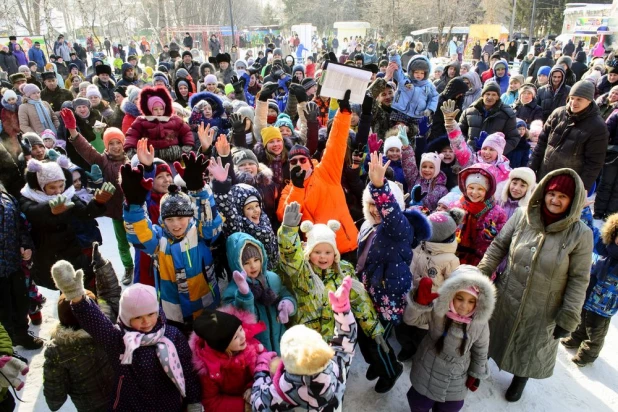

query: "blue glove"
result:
(47, 149), (60, 161)
(418, 116), (431, 136)
(473, 131), (488, 151)
(86, 164), (103, 185)
(411, 185), (427, 206)
(397, 125), (409, 146)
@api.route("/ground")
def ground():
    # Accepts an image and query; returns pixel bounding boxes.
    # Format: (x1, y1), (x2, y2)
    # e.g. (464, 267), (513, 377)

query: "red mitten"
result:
(254, 351), (278, 373)
(415, 277), (439, 306)
(60, 108), (77, 130)
(466, 375), (480, 392)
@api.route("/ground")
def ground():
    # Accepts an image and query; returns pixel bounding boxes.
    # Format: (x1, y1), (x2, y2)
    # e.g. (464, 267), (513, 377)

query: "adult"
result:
(519, 51), (535, 82)
(472, 40), (482, 63)
(401, 43), (417, 73)
(104, 38), (111, 56)
(507, 40), (518, 63)
(215, 53), (235, 84)
(529, 81), (609, 190)
(209, 34), (221, 57)
(434, 62), (460, 94)
(368, 78), (394, 140)
(482, 39), (495, 56)
(40, 71), (74, 113)
(11, 44), (27, 67)
(19, 65), (41, 88)
(18, 84), (59, 134)
(555, 56), (577, 87)
(536, 66), (570, 122)
(461, 71), (482, 111)
(69, 52), (85, 75)
(527, 50), (554, 82)
(93, 64), (116, 105)
(27, 41), (46, 71)
(183, 32), (193, 50)
(513, 83), (543, 125)
(58, 98), (104, 169)
(597, 65), (618, 96)
(428, 38), (439, 58)
(596, 85), (618, 120)
(571, 51), (588, 81)
(53, 35), (71, 62)
(478, 169), (592, 402)
(459, 82), (520, 153)
(0, 46), (19, 75)
(562, 39), (575, 57)
(176, 51), (200, 82)
(140, 48), (157, 69)
(429, 77), (468, 141)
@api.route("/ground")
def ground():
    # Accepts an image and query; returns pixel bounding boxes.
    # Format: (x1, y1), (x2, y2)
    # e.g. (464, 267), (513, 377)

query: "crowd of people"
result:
(0, 30), (617, 412)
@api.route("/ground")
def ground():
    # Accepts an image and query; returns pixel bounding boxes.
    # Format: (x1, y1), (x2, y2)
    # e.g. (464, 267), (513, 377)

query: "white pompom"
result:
(57, 155), (69, 169)
(27, 159), (43, 173)
(300, 220), (314, 233)
(327, 220), (341, 232)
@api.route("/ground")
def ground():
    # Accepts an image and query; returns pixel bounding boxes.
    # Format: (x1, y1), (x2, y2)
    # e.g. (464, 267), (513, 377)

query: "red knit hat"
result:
(544, 174), (575, 199)
(103, 127), (125, 150)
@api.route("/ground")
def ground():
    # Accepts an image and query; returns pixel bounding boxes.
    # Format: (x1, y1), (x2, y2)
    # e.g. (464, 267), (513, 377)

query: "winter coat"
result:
(12, 49), (27, 66)
(251, 304), (357, 411)
(124, 186), (223, 328)
(434, 63), (460, 94)
(597, 74), (618, 97)
(430, 78), (468, 141)
(231, 163), (280, 234)
(596, 93), (618, 120)
(216, 66), (236, 85)
(462, 72), (482, 111)
(409, 239), (459, 298)
(491, 61), (511, 95)
(584, 233), (618, 318)
(527, 52), (555, 81)
(276, 111), (359, 254)
(120, 99), (140, 134)
(222, 233), (296, 354)
(70, 133), (128, 220)
(571, 52), (588, 81)
(519, 56), (535, 82)
(478, 168), (593, 379)
(212, 181), (278, 268)
(0, 191), (33, 278)
(513, 99), (543, 125)
(472, 44), (482, 60)
(71, 299), (202, 411)
(406, 269), (495, 402)
(41, 86), (74, 112)
(209, 39), (221, 57)
(536, 67), (570, 121)
(1, 96), (22, 139)
(188, 91), (230, 136)
(277, 224), (384, 341)
(415, 172), (450, 211)
(0, 51), (19, 75)
(92, 76), (116, 105)
(529, 103), (608, 190)
(505, 134), (531, 169)
(0, 138), (24, 199)
(18, 98), (59, 134)
(175, 62), (200, 83)
(189, 306), (265, 412)
(459, 98), (520, 154)
(388, 55), (438, 119)
(357, 182), (430, 324)
(28, 46), (47, 69)
(43, 324), (114, 412)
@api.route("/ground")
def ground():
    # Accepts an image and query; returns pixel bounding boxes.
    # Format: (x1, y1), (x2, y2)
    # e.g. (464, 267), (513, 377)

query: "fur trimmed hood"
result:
(601, 213), (618, 245)
(235, 162), (274, 187)
(92, 75), (116, 89)
(362, 180), (405, 226)
(188, 91), (224, 117)
(199, 62), (215, 78)
(432, 264), (496, 324)
(137, 85), (174, 117)
(120, 98), (141, 117)
(49, 322), (93, 344)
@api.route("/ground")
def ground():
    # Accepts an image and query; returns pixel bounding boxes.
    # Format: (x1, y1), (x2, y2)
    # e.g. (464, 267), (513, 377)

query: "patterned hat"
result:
(160, 184), (195, 220)
(289, 144), (310, 159)
(232, 148), (259, 167)
(428, 208), (465, 242)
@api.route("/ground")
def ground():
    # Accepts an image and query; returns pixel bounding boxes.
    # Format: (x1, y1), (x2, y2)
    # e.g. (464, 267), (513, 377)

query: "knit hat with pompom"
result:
(27, 157), (67, 189)
(428, 208), (465, 242)
(301, 220), (341, 264)
(280, 324), (335, 375)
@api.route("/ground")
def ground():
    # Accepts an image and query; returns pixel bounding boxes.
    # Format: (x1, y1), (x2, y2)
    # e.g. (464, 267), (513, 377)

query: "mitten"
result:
(0, 356), (29, 391)
(466, 376), (480, 392)
(338, 90), (352, 114)
(254, 351), (278, 373)
(91, 241), (106, 269)
(482, 219), (498, 241)
(418, 116), (431, 136)
(282, 201), (302, 227)
(47, 149), (60, 161)
(415, 277), (439, 306)
(473, 131), (488, 151)
(49, 195), (75, 215)
(94, 182), (116, 204)
(553, 325), (570, 339)
(277, 300), (294, 324)
(51, 260), (85, 300)
(233, 271), (250, 295)
(173, 152), (208, 191)
(368, 133), (382, 153)
(60, 108), (77, 129)
(86, 164), (104, 185)
(289, 83), (308, 103)
(397, 125), (409, 146)
(119, 164), (153, 205)
(411, 185), (428, 205)
(259, 82), (279, 101)
(328, 276), (352, 312)
(290, 165), (306, 189)
(20, 135), (32, 156)
(361, 94), (374, 116)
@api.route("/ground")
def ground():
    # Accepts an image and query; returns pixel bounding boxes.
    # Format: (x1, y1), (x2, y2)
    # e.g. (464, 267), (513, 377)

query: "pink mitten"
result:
(0, 355), (29, 391)
(277, 300), (294, 324)
(233, 271), (250, 295)
(328, 276), (352, 312)
(254, 351), (278, 373)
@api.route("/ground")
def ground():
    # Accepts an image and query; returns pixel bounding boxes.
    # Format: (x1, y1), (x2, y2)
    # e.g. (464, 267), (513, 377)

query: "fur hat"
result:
(193, 309), (242, 353)
(160, 184), (195, 220)
(520, 83), (537, 97)
(215, 53), (231, 64)
(103, 127), (125, 149)
(27, 158), (66, 189)
(73, 97), (90, 108)
(95, 64), (112, 76)
(362, 180), (405, 226)
(420, 152), (441, 179)
(407, 56), (430, 77)
(118, 283), (159, 327)
(428, 208), (465, 242)
(41, 71), (56, 81)
(481, 132), (506, 157)
(481, 81), (500, 96)
(383, 135), (403, 153)
(501, 167), (536, 205)
(300, 220), (341, 264)
(233, 148), (259, 167)
(280, 324), (334, 375)
(181, 51), (192, 60)
(261, 126), (283, 147)
(9, 73), (26, 84)
(510, 74), (525, 85)
(138, 86), (173, 117)
(601, 213), (618, 245)
(529, 119), (543, 137)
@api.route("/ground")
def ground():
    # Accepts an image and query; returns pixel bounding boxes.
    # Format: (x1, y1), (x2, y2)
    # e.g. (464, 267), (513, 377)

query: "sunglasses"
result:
(290, 157), (308, 166)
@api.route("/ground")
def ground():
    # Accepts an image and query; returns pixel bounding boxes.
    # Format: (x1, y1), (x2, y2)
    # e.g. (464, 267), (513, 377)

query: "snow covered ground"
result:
(13, 217), (618, 412)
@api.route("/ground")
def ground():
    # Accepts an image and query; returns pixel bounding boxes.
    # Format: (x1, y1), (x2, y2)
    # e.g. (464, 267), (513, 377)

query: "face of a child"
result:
(544, 190), (571, 215)
(509, 80), (521, 91)
(377, 88), (394, 106)
(72, 171), (82, 190)
(43, 138), (55, 149)
(351, 112), (360, 127)
(413, 70), (425, 81)
(386, 147), (401, 161)
(227, 325), (247, 352)
(310, 243), (336, 270)
(44, 180), (65, 195)
(441, 147), (454, 164)
(520, 90), (534, 104)
(453, 291), (477, 317)
(518, 126), (527, 137)
(266, 138), (283, 155)
(509, 178), (528, 200)
(6, 97), (17, 105)
(164, 216), (191, 238)
(152, 105), (165, 116)
(279, 126), (292, 138)
(202, 103), (212, 118)
(368, 202), (381, 224)
(480, 146), (498, 163)
(153, 172), (172, 193)
(238, 162), (258, 176)
(420, 162), (435, 180)
(89, 95), (101, 106)
(31, 144), (46, 160)
(107, 139), (124, 157)
(130, 311), (158, 333)
(538, 74), (548, 85)
(243, 201), (261, 224)
(436, 203), (449, 212)
(433, 70), (442, 79)
(267, 108), (278, 119)
(242, 256), (262, 279)
(206, 83), (217, 92)
(466, 183), (487, 203)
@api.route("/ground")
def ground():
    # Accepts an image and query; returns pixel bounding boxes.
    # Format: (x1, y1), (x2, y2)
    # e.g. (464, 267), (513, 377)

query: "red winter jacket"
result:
(189, 306), (266, 412)
(124, 115), (193, 150)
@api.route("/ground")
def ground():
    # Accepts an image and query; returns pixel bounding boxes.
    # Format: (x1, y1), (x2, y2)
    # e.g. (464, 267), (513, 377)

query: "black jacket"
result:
(0, 51), (19, 75)
(459, 98), (520, 154)
(513, 100), (543, 125)
(536, 67), (570, 121)
(527, 51), (555, 81)
(40, 86), (74, 112)
(529, 102), (609, 189)
(571, 52), (588, 81)
(597, 75), (618, 97)
(429, 77), (468, 141)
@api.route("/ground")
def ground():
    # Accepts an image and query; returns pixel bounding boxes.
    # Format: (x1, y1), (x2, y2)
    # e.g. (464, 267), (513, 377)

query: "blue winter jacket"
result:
(389, 54), (439, 119)
(492, 60), (511, 95)
(27, 46), (47, 69)
(222, 232), (297, 354)
(584, 240), (618, 317)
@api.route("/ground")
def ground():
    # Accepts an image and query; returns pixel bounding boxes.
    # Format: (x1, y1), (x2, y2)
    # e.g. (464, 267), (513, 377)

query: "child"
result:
(436, 191), (462, 212)
(536, 66), (550, 88)
(561, 213), (618, 366)
(278, 201), (384, 344)
(252, 126), (290, 189)
(500, 74), (524, 105)
(388, 54), (438, 130)
(411, 152), (449, 211)
(427, 136), (459, 190)
(190, 306), (266, 411)
(506, 118), (531, 168)
(405, 265), (496, 412)
(50, 261), (203, 412)
(121, 153), (223, 334)
(528, 119), (542, 158)
(358, 152), (431, 392)
(366, 131), (412, 193)
(497, 167), (536, 220)
(41, 129), (64, 150)
(251, 276), (358, 411)
(21, 132), (47, 161)
(453, 163), (507, 266)
(223, 233), (297, 354)
(1, 89), (22, 141)
(398, 208), (465, 361)
(188, 91), (230, 135)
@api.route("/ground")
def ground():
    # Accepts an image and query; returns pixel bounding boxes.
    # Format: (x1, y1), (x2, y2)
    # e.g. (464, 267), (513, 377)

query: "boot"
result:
(122, 266), (134, 286)
(505, 375), (529, 402)
(560, 337), (581, 349)
(374, 362), (403, 393)
(29, 311), (42, 326)
(12, 332), (44, 350)
(397, 348), (415, 362)
(365, 365), (379, 381)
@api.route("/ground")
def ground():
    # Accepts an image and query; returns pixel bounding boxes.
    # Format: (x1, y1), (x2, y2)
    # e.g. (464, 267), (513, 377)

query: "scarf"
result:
(459, 196), (494, 249)
(541, 202), (566, 227)
(1, 96), (21, 111)
(20, 185), (76, 205)
(248, 275), (278, 306)
(269, 153), (283, 186)
(121, 325), (186, 397)
(29, 99), (57, 134)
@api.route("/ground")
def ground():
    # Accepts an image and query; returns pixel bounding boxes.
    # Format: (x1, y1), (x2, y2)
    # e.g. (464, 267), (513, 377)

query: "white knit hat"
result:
(300, 220), (341, 264)
(481, 132), (506, 158)
(465, 173), (489, 190)
(362, 180), (404, 225)
(86, 84), (102, 98)
(2, 89), (17, 101)
(383, 135), (403, 154)
(420, 152), (441, 179)
(27, 158), (66, 189)
(500, 167), (536, 205)
(119, 283), (159, 327)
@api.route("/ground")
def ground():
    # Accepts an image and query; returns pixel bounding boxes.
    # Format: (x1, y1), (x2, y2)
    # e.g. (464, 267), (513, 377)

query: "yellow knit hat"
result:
(261, 126), (283, 147)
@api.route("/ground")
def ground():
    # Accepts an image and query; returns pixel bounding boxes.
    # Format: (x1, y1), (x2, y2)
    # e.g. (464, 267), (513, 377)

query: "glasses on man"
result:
(290, 157), (308, 166)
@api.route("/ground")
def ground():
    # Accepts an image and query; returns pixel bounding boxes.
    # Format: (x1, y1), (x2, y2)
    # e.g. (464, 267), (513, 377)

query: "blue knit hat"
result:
(538, 66), (551, 77)
(275, 113), (294, 131)
(516, 118), (527, 129)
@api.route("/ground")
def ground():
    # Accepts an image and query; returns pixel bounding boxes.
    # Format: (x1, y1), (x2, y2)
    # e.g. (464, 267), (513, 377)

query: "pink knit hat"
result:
(119, 284), (159, 326)
(147, 96), (165, 113)
(22, 83), (40, 98)
(420, 152), (441, 179)
(481, 132), (506, 157)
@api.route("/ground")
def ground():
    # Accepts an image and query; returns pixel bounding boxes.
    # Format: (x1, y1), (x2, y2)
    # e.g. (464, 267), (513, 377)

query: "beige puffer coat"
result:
(18, 97), (59, 134)
(477, 168), (593, 379)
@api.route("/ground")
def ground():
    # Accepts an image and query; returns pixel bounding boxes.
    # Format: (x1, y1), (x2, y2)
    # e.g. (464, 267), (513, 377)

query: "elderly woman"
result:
(477, 168), (593, 402)
(18, 83), (59, 134)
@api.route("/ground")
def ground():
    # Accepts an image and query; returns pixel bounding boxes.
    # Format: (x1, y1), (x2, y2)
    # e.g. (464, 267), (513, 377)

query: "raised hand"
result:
(303, 101), (319, 123)
(51, 260), (85, 300)
(411, 185), (428, 205)
(86, 164), (103, 185)
(214, 134), (230, 156)
(207, 156), (230, 183)
(289, 83), (308, 103)
(233, 270), (250, 295)
(277, 300), (294, 324)
(197, 122), (215, 152)
(94, 182), (116, 204)
(91, 241), (105, 269)
(368, 133), (382, 153)
(119, 164), (153, 205)
(254, 351), (278, 373)
(229, 113), (244, 132)
(49, 195), (75, 215)
(282, 201), (302, 227)
(338, 89), (352, 114)
(397, 125), (409, 146)
(47, 149), (60, 161)
(361, 94), (374, 116)
(60, 108), (76, 130)
(440, 99), (460, 132)
(174, 152), (209, 191)
(328, 275), (352, 312)
(474, 131), (489, 152)
(368, 151), (391, 188)
(415, 277), (439, 306)
(258, 82), (278, 101)
(137, 138), (155, 166)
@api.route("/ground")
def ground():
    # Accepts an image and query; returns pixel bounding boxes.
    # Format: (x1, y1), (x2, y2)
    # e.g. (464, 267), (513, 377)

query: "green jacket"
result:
(278, 225), (384, 340)
(222, 232), (297, 354)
